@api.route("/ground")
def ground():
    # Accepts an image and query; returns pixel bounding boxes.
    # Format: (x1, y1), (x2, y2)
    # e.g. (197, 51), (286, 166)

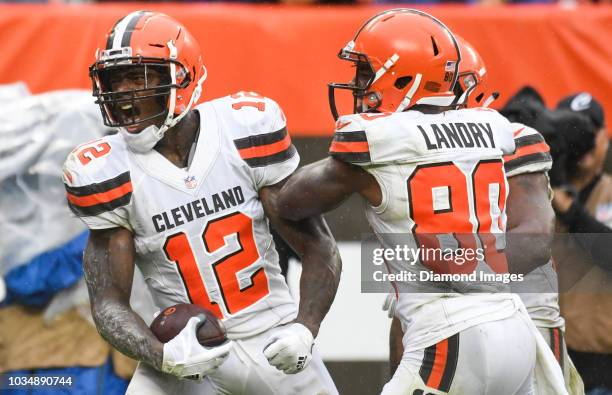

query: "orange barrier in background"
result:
(0, 4), (610, 136)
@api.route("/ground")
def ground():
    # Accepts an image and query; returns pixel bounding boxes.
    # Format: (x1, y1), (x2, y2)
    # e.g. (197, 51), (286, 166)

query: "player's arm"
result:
(62, 142), (164, 368)
(260, 181), (342, 374)
(278, 156), (381, 221)
(86, 227), (232, 379)
(261, 182), (341, 337)
(505, 172), (555, 274)
(503, 125), (556, 274)
(84, 227), (164, 370)
(65, 139), (230, 379)
(228, 94), (348, 373)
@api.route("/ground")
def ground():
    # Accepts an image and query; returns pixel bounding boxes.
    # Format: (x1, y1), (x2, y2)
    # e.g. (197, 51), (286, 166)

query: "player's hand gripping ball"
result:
(151, 303), (227, 347)
(152, 304), (232, 380)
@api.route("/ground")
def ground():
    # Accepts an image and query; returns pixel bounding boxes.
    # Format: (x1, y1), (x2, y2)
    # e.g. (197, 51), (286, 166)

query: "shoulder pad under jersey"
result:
(209, 91), (297, 168)
(62, 133), (132, 219)
(328, 113), (390, 165)
(330, 109), (516, 165)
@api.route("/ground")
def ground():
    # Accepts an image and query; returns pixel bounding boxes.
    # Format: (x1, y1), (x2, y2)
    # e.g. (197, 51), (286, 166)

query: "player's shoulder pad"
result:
(62, 133), (132, 217)
(330, 111), (438, 165)
(212, 91), (296, 168)
(463, 107), (513, 127)
(328, 113), (393, 165)
(504, 122), (552, 176)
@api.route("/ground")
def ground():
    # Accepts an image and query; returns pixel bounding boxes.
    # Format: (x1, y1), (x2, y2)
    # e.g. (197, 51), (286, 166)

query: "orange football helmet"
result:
(90, 11), (206, 129)
(454, 36), (498, 108)
(328, 9), (461, 120)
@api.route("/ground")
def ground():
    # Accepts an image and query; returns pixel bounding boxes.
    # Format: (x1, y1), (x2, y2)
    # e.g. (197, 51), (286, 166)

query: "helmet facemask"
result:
(453, 71), (500, 109)
(92, 12), (207, 153)
(328, 45), (377, 121)
(90, 51), (190, 129)
(454, 72), (478, 108)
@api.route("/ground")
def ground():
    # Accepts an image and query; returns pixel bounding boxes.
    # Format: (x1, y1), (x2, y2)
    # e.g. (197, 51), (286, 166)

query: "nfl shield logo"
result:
(184, 175), (197, 189)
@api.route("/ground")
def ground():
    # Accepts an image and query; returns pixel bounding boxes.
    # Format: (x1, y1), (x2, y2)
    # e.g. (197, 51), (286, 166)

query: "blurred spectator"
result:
(549, 93), (612, 395)
(547, 94), (612, 265)
(501, 87), (612, 393)
(0, 86), (138, 394)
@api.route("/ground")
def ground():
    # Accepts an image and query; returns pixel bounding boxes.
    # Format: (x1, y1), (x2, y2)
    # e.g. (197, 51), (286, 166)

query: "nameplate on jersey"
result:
(417, 122), (495, 150)
(152, 186), (245, 233)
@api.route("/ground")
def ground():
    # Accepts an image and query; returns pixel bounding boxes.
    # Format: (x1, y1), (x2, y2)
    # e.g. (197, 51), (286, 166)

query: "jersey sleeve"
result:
(503, 124), (552, 178)
(229, 94), (299, 189)
(62, 139), (132, 230)
(328, 114), (372, 165)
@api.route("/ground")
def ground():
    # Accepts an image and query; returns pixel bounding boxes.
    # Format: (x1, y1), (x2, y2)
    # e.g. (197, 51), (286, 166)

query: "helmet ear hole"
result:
(431, 36), (439, 56)
(182, 67), (193, 88)
(475, 93), (484, 103)
(394, 76), (413, 89)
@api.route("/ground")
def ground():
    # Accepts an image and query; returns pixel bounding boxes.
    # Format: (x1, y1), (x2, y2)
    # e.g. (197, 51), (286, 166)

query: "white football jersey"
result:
(504, 123), (564, 329)
(330, 108), (521, 351)
(63, 92), (299, 339)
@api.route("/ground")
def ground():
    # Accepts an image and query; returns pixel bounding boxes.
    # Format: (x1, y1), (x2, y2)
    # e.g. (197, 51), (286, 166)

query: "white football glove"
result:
(162, 316), (233, 380)
(382, 292), (397, 319)
(263, 323), (314, 374)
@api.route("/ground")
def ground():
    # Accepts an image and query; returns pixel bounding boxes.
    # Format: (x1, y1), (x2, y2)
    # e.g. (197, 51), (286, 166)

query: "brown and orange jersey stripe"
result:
(504, 129), (551, 176)
(65, 171), (132, 217)
(329, 130), (371, 164)
(234, 127), (296, 168)
(549, 327), (565, 373)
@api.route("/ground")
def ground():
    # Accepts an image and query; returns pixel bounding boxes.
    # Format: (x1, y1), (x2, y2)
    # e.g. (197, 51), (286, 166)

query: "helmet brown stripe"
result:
(120, 11), (146, 48)
(105, 17), (124, 50)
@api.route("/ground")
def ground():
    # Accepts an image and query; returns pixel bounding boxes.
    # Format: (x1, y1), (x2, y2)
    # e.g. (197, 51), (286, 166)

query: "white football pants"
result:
(381, 312), (536, 395)
(126, 325), (338, 395)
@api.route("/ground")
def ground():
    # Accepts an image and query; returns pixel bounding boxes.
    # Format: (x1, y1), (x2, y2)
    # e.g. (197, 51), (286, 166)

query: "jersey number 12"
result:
(162, 212), (269, 319)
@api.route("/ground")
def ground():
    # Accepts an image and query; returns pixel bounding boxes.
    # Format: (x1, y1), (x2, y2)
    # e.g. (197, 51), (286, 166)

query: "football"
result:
(150, 303), (227, 347)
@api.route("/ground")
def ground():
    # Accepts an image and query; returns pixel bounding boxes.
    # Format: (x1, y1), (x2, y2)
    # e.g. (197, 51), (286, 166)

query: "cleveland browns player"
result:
(277, 9), (567, 394)
(386, 36), (583, 394)
(62, 11), (340, 394)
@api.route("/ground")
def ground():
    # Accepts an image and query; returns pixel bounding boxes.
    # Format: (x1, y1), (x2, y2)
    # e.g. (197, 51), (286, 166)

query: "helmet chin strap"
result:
(119, 125), (165, 154)
(122, 41), (208, 154)
(482, 92), (500, 108)
(373, 53), (399, 84)
(457, 80), (476, 106)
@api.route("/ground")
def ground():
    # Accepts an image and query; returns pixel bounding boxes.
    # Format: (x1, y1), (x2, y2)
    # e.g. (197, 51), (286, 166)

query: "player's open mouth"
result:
(113, 101), (145, 130)
(125, 125), (141, 133)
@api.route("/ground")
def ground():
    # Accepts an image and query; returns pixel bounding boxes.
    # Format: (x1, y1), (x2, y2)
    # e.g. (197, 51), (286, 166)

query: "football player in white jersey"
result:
(457, 37), (582, 393)
(386, 36), (584, 394)
(62, 11), (340, 395)
(276, 9), (567, 394)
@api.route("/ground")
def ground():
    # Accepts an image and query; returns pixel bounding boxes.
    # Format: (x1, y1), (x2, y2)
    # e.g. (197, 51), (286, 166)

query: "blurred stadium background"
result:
(0, 1), (610, 394)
